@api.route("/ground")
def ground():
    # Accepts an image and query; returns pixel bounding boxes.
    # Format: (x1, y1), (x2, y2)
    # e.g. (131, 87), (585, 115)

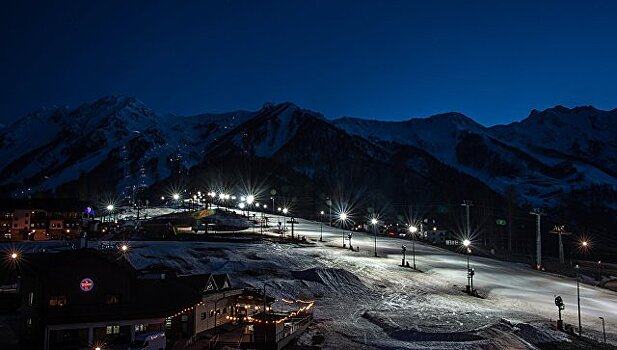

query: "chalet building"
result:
(0, 199), (90, 241)
(0, 247), (280, 350)
(165, 275), (276, 347)
(0, 249), (203, 349)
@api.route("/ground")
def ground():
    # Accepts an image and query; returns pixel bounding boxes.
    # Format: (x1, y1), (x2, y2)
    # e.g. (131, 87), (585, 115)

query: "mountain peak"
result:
(424, 112), (484, 130)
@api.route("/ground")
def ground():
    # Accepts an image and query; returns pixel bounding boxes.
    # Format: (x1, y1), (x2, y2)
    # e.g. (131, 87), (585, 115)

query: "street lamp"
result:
(106, 204), (114, 223)
(371, 218), (378, 257)
(282, 208), (288, 232)
(409, 225), (418, 269)
(575, 264), (582, 337)
(463, 239), (471, 293)
(320, 211), (325, 242)
(340, 213), (348, 247)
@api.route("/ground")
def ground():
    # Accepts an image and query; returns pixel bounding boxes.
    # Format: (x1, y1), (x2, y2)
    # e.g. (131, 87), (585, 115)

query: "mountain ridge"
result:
(0, 95), (615, 212)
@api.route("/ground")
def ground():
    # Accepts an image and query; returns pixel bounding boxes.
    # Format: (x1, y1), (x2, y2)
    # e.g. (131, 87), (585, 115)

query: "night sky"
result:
(2, 0), (617, 126)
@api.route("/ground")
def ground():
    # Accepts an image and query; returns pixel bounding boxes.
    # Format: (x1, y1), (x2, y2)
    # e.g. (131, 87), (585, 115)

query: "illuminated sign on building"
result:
(80, 278), (94, 292)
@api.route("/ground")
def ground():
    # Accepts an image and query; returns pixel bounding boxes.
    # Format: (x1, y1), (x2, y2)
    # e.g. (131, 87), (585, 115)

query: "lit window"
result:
(49, 296), (67, 307)
(106, 325), (120, 334)
(134, 324), (145, 333)
(28, 292), (34, 306)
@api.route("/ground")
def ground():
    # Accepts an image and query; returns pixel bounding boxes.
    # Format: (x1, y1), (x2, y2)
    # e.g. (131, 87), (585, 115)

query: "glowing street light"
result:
(282, 208), (288, 231)
(172, 193), (180, 201)
(120, 244), (129, 252)
(409, 225), (418, 269)
(463, 239), (472, 293)
(339, 212), (348, 247)
(320, 211), (325, 242)
(246, 195), (255, 205)
(370, 218), (378, 257)
(106, 204), (114, 223)
(10, 252), (18, 260)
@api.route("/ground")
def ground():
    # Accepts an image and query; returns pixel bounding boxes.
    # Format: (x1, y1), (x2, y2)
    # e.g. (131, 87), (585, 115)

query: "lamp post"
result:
(371, 218), (378, 257)
(270, 197), (275, 215)
(463, 239), (471, 293)
(340, 213), (348, 247)
(106, 204), (114, 223)
(320, 211), (325, 242)
(575, 264), (582, 337)
(401, 245), (407, 267)
(282, 208), (288, 233)
(599, 316), (606, 343)
(409, 225), (418, 269)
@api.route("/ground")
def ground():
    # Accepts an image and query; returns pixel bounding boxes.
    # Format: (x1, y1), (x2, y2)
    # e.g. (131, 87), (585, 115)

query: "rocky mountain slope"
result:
(0, 96), (614, 213)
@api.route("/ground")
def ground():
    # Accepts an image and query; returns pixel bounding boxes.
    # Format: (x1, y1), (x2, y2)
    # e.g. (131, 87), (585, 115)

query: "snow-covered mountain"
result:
(0, 96), (615, 210)
(334, 107), (616, 207)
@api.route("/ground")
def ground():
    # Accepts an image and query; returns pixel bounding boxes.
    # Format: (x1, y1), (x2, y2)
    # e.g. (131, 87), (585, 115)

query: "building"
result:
(0, 247), (282, 350)
(0, 248), (204, 349)
(0, 199), (91, 241)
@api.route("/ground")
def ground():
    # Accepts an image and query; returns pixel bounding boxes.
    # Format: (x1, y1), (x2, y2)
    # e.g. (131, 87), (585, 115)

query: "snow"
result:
(2, 99), (614, 208)
(11, 212), (604, 348)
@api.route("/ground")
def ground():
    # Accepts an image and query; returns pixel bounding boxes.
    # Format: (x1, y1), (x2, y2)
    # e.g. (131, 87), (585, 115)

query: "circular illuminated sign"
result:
(80, 278), (94, 292)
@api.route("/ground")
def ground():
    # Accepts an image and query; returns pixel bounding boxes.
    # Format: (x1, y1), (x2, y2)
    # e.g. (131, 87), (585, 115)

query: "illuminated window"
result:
(134, 324), (145, 333)
(27, 292), (34, 306)
(106, 325), (120, 334)
(49, 296), (67, 307)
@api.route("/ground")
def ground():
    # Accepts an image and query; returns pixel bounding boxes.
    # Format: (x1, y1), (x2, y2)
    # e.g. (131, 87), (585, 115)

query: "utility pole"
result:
(549, 225), (571, 264)
(461, 200), (473, 239)
(575, 264), (582, 337)
(530, 208), (546, 270)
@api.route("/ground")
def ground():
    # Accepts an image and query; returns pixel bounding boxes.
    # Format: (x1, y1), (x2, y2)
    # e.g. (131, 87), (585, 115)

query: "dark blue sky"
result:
(2, 1), (617, 126)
